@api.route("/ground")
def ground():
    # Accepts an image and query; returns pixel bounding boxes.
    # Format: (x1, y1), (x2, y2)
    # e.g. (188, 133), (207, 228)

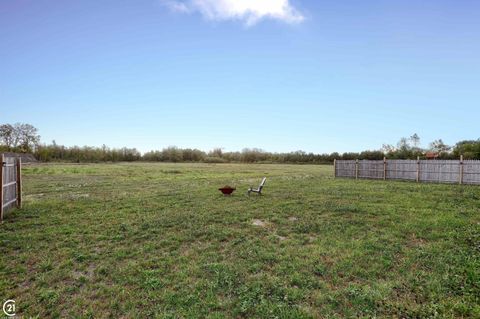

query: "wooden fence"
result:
(334, 156), (480, 185)
(1, 154), (22, 222)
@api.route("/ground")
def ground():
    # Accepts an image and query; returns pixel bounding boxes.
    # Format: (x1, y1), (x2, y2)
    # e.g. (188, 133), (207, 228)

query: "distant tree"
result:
(452, 139), (480, 159)
(162, 146), (183, 162)
(341, 152), (358, 160)
(0, 123), (40, 152)
(16, 123), (40, 152)
(182, 148), (206, 162)
(241, 148), (267, 163)
(397, 137), (411, 151)
(0, 124), (16, 150)
(381, 144), (395, 154)
(209, 148), (223, 158)
(389, 136), (424, 159)
(429, 139), (450, 154)
(330, 152), (340, 160)
(410, 133), (420, 148)
(360, 150), (384, 160)
(102, 144), (108, 161)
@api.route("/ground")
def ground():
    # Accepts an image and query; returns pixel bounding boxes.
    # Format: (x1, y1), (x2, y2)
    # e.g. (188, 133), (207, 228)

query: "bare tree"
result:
(397, 137), (410, 151)
(381, 144), (395, 154)
(410, 133), (420, 148)
(429, 139), (450, 154)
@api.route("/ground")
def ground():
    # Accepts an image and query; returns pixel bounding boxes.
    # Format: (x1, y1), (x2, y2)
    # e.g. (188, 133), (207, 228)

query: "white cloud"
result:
(162, 0), (192, 13)
(161, 0), (304, 26)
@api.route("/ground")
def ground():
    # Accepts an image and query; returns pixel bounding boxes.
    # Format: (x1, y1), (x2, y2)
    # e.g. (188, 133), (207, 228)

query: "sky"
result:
(1, 0), (479, 154)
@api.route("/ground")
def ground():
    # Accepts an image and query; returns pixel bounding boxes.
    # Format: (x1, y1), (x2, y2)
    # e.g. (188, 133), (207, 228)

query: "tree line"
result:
(1, 123), (479, 163)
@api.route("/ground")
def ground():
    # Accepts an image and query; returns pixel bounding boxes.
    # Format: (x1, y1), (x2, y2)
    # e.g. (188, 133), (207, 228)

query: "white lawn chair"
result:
(247, 177), (267, 196)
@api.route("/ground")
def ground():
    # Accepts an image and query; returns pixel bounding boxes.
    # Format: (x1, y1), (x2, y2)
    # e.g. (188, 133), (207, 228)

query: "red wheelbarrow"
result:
(218, 186), (236, 195)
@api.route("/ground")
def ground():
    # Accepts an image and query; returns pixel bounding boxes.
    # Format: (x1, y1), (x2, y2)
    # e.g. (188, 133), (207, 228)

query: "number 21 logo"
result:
(3, 299), (16, 317)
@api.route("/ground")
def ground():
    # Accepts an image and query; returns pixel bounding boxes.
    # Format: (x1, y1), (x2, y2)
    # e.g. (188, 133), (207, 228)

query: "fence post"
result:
(355, 159), (359, 180)
(333, 159), (337, 178)
(16, 158), (22, 208)
(459, 155), (464, 185)
(0, 154), (4, 222)
(416, 156), (420, 183)
(383, 157), (387, 180)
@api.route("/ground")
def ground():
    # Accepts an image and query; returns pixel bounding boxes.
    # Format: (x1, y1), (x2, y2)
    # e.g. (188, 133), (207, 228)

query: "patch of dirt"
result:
(408, 233), (426, 247)
(18, 280), (32, 292)
(92, 246), (103, 254)
(252, 219), (267, 227)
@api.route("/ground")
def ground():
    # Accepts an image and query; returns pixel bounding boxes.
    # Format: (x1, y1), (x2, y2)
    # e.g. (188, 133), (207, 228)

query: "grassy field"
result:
(1, 162), (479, 318)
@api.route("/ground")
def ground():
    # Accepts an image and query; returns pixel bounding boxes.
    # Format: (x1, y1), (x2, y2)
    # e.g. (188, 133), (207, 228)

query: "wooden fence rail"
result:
(1, 154), (22, 222)
(334, 156), (480, 185)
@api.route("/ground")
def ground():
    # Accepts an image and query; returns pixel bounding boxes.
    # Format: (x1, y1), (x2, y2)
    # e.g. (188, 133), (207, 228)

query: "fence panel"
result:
(386, 160), (417, 181)
(419, 160), (459, 184)
(335, 160), (356, 178)
(358, 160), (384, 179)
(335, 158), (480, 185)
(1, 154), (22, 221)
(463, 160), (480, 185)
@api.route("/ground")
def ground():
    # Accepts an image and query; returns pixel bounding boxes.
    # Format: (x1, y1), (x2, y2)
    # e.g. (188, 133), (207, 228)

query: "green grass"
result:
(1, 162), (479, 318)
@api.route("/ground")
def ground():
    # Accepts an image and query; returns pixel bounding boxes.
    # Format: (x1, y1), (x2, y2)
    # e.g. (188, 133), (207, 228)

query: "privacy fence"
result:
(1, 154), (22, 222)
(334, 156), (480, 185)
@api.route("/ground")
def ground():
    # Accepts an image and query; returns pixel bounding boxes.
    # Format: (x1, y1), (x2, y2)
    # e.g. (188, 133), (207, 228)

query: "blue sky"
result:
(1, 0), (479, 153)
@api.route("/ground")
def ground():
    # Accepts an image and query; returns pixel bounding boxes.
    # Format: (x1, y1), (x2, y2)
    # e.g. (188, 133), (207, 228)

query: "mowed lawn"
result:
(1, 163), (479, 318)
